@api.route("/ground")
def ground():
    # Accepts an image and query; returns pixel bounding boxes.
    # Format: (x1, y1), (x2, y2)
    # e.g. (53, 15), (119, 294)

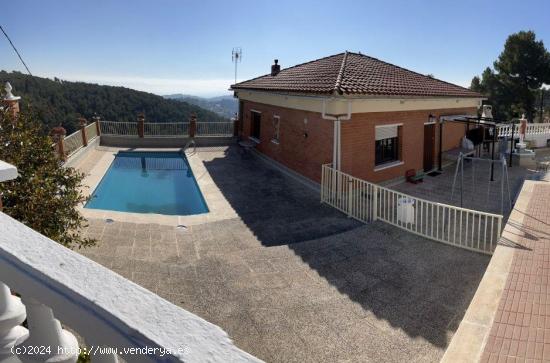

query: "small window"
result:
(375, 125), (401, 166)
(272, 115), (280, 144)
(251, 111), (261, 140)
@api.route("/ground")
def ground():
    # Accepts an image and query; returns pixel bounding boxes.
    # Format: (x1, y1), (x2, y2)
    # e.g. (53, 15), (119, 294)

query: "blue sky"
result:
(2, 0), (549, 96)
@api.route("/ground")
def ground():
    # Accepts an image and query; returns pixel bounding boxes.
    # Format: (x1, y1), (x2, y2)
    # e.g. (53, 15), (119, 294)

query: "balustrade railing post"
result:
(0, 282), (28, 359)
(137, 113), (145, 138)
(189, 113), (197, 138)
(93, 116), (101, 137)
(15, 298), (79, 363)
(79, 117), (88, 147)
(50, 126), (67, 161)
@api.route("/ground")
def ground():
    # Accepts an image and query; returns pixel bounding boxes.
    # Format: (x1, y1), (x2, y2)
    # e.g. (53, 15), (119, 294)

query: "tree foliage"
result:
(470, 31), (550, 121)
(0, 108), (94, 249)
(0, 71), (229, 134)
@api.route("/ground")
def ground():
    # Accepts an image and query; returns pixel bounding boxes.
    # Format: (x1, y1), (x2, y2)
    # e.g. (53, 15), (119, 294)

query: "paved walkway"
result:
(77, 146), (490, 362)
(480, 183), (550, 362)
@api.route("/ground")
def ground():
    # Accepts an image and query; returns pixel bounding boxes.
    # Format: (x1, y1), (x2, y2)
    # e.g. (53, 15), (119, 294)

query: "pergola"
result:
(438, 115), (514, 180)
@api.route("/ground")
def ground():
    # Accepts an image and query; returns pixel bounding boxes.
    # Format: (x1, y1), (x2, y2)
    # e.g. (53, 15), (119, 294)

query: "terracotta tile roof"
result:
(231, 52), (482, 98)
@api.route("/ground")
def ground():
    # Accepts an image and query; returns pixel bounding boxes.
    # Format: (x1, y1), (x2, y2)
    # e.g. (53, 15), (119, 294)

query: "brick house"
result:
(231, 52), (484, 184)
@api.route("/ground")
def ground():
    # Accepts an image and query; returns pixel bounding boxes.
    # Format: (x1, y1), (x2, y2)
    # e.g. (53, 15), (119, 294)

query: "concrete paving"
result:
(391, 162), (536, 217)
(77, 146), (490, 362)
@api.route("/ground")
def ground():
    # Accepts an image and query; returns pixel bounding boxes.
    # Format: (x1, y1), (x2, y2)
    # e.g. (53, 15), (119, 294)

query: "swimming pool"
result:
(85, 151), (209, 215)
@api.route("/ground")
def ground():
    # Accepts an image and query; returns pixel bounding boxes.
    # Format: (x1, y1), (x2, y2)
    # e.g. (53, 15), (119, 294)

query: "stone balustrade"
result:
(0, 160), (260, 363)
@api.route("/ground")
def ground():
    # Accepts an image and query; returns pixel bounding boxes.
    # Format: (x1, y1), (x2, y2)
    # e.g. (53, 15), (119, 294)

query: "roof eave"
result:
(233, 87), (485, 99)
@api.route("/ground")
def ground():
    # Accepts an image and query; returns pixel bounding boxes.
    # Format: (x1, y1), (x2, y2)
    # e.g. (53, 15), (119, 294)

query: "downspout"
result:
(322, 100), (352, 171)
(333, 121), (338, 169)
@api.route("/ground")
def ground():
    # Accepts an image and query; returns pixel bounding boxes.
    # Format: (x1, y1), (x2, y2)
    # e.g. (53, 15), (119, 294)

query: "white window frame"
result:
(374, 123), (403, 168)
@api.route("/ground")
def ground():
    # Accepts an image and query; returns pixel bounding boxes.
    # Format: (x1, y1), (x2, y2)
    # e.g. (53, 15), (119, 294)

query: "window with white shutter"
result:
(375, 125), (401, 165)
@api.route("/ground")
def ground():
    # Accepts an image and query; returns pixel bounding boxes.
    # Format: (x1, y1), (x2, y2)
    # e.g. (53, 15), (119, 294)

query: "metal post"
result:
(501, 160), (504, 214)
(372, 184), (378, 221)
(347, 178), (353, 217)
(490, 124), (496, 181)
(509, 123), (514, 167)
(504, 158), (512, 210)
(460, 154), (464, 207)
(451, 152), (461, 201)
(540, 88), (545, 123)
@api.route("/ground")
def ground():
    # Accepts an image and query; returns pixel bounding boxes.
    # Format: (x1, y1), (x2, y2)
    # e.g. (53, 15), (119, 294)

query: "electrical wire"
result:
(0, 24), (32, 76)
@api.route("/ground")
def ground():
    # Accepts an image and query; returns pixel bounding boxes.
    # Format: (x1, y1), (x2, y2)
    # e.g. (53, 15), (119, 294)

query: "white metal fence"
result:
(497, 123), (550, 138)
(99, 121), (234, 137)
(99, 121), (138, 136)
(144, 122), (189, 137)
(321, 164), (503, 254)
(63, 130), (84, 157)
(196, 122), (234, 137)
(84, 122), (98, 141)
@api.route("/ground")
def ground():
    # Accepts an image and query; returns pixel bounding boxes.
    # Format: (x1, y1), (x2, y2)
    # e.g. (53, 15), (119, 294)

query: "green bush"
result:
(0, 109), (95, 249)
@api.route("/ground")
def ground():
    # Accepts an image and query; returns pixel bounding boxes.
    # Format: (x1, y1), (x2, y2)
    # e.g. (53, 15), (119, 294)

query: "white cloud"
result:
(45, 73), (235, 97)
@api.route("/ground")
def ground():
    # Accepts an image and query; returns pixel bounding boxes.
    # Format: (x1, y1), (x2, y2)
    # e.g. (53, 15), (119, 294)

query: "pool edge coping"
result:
(76, 146), (239, 226)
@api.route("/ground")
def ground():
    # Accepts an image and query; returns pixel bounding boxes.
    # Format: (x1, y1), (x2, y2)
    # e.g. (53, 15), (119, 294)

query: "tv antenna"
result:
(232, 47), (242, 85)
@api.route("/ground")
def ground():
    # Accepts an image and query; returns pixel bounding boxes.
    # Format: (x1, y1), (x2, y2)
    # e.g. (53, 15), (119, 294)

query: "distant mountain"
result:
(164, 94), (238, 119)
(0, 71), (228, 134)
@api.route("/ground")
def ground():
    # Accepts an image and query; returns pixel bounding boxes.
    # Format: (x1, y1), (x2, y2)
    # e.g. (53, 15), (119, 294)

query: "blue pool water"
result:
(85, 152), (209, 215)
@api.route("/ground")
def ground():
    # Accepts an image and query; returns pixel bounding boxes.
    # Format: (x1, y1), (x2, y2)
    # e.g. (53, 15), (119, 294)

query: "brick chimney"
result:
(271, 59), (281, 76)
(3, 82), (21, 119)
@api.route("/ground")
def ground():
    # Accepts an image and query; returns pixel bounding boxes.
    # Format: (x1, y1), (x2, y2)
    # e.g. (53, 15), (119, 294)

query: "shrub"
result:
(0, 108), (95, 249)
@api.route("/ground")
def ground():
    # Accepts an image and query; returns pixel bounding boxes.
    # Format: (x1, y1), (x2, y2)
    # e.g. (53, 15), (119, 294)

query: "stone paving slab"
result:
(80, 219), (489, 363)
(76, 146), (490, 362)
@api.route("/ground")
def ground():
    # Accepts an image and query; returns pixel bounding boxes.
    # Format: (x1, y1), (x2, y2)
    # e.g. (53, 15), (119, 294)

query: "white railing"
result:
(321, 164), (503, 254)
(85, 122), (99, 141)
(63, 130), (84, 157)
(144, 122), (189, 137)
(99, 121), (138, 137)
(98, 121), (235, 138)
(496, 124), (513, 138)
(526, 123), (550, 135)
(196, 122), (234, 137)
(497, 123), (550, 138)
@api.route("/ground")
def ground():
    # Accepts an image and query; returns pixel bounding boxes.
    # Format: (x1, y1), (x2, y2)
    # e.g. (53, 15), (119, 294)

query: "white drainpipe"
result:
(322, 100), (351, 171)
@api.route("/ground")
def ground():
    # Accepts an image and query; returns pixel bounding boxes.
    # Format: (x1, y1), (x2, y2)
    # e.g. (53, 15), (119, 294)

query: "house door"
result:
(423, 124), (435, 171)
(251, 111), (261, 140)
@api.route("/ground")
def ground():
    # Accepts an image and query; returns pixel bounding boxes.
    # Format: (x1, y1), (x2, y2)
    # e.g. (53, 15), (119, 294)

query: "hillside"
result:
(164, 94), (238, 119)
(0, 71), (228, 134)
